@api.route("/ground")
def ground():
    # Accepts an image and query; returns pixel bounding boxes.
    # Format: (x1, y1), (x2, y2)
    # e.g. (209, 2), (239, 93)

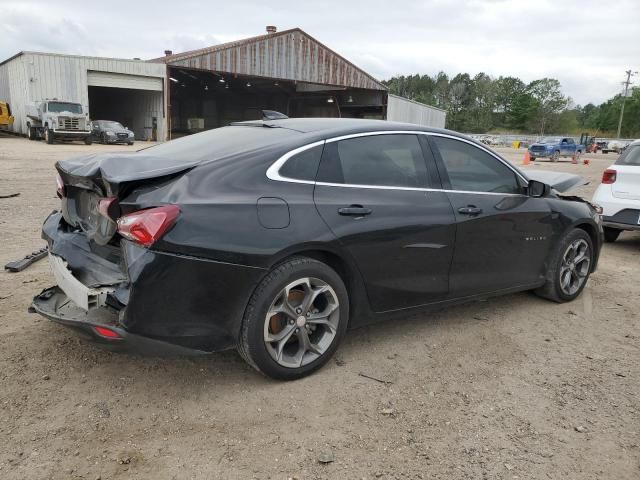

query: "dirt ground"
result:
(0, 134), (638, 480)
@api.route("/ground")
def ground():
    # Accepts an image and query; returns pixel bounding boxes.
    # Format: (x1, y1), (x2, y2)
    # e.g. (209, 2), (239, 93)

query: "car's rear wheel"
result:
(84, 136), (93, 145)
(535, 229), (593, 302)
(238, 257), (349, 380)
(603, 227), (621, 243)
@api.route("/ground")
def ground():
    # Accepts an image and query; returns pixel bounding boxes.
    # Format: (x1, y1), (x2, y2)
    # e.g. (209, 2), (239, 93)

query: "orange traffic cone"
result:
(522, 151), (531, 165)
(583, 158), (590, 165)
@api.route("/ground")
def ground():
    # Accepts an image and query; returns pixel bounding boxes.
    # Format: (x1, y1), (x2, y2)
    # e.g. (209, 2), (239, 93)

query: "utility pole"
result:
(617, 69), (637, 138)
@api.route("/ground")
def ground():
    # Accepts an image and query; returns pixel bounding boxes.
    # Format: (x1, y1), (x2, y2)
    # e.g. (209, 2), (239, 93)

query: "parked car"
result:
(0, 100), (14, 130)
(91, 120), (135, 145)
(528, 137), (585, 162)
(31, 117), (603, 380)
(592, 140), (640, 242)
(601, 139), (630, 155)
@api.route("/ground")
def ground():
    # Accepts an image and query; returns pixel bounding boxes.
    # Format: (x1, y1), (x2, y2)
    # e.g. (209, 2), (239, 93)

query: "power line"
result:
(617, 69), (637, 138)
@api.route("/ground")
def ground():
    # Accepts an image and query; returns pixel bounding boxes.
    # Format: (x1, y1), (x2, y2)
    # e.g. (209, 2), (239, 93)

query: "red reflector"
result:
(56, 173), (65, 198)
(117, 205), (180, 247)
(93, 326), (121, 339)
(602, 169), (617, 184)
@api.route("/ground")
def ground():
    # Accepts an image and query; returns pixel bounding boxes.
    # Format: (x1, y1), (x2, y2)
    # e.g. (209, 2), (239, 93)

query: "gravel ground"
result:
(0, 135), (638, 479)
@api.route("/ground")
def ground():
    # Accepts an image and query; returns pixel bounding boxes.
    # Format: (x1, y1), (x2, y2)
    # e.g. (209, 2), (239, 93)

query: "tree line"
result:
(382, 73), (640, 138)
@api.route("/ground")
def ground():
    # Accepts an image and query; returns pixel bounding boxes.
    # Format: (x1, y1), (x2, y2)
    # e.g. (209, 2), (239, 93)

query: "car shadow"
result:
(49, 289), (545, 391)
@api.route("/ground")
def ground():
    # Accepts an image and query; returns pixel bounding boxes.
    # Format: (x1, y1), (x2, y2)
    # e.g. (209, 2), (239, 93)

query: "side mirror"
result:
(528, 179), (549, 198)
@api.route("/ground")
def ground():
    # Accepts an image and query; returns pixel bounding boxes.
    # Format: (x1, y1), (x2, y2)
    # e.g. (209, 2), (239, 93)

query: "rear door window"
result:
(317, 134), (429, 188)
(431, 136), (522, 194)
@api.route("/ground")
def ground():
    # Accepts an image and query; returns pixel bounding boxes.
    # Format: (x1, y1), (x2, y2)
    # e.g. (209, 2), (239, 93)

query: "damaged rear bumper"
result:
(30, 286), (204, 355)
(32, 212), (266, 354)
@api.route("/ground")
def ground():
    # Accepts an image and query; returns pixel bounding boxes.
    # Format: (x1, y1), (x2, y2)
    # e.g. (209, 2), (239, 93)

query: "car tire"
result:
(84, 137), (93, 145)
(44, 127), (54, 144)
(551, 151), (560, 162)
(238, 257), (349, 380)
(27, 126), (35, 140)
(530, 156), (536, 161)
(101, 133), (107, 145)
(535, 228), (594, 303)
(128, 141), (134, 146)
(603, 227), (621, 243)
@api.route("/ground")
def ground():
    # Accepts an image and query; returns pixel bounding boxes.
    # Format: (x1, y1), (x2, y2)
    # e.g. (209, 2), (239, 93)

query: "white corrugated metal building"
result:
(0, 28), (445, 142)
(0, 52), (167, 140)
(387, 94), (446, 128)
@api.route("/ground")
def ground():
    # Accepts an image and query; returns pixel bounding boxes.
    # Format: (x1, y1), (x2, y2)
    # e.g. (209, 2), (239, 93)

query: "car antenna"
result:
(262, 110), (288, 121)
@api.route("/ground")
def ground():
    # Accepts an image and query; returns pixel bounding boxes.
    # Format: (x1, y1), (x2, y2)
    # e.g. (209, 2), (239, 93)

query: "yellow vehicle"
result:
(0, 101), (14, 129)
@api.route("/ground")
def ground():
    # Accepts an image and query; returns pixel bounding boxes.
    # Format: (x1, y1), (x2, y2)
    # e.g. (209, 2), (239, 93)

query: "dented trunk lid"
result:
(56, 151), (199, 245)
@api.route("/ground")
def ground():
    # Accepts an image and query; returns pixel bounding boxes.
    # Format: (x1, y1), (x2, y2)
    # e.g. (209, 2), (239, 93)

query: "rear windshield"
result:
(139, 125), (299, 162)
(615, 145), (640, 166)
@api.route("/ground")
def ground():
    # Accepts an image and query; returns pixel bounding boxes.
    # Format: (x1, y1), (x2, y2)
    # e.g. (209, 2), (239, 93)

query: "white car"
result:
(592, 139), (640, 242)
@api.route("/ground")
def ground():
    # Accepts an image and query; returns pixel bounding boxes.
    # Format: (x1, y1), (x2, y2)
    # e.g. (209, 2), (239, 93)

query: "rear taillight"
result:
(56, 173), (65, 198)
(602, 169), (617, 184)
(116, 205), (180, 247)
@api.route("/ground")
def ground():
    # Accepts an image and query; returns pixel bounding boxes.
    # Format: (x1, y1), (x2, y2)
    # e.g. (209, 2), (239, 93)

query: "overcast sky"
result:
(3, 0), (639, 105)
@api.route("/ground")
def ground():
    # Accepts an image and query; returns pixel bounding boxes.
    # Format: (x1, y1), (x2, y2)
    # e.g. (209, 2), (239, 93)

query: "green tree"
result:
(526, 78), (568, 135)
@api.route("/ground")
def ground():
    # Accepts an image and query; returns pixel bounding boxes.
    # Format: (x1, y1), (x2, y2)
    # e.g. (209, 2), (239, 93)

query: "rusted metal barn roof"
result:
(150, 28), (386, 91)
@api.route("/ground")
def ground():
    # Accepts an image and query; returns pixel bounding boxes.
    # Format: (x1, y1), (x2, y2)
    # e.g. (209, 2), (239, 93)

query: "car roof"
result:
(231, 117), (465, 142)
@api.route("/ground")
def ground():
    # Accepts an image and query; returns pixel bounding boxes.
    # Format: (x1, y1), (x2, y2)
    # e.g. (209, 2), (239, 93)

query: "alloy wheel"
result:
(263, 277), (339, 368)
(559, 238), (591, 296)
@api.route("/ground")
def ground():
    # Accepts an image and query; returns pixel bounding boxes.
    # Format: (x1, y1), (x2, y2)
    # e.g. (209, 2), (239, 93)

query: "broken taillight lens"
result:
(602, 169), (617, 184)
(116, 205), (180, 247)
(56, 173), (65, 198)
(98, 197), (118, 220)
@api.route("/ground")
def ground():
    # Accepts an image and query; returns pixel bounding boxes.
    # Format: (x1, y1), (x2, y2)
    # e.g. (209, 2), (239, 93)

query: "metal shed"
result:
(0, 52), (167, 140)
(152, 27), (444, 137)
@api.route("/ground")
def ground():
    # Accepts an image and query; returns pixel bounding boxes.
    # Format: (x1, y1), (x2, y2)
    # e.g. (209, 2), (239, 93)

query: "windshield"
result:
(99, 121), (124, 129)
(540, 137), (561, 144)
(48, 102), (83, 114)
(615, 145), (640, 166)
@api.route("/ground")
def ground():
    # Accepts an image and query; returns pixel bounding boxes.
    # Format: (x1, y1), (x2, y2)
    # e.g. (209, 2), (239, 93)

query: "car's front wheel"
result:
(551, 150), (560, 162)
(238, 257), (349, 380)
(535, 229), (594, 302)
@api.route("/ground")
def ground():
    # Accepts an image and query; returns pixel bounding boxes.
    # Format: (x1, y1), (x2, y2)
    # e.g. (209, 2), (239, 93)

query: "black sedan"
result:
(31, 117), (603, 380)
(91, 120), (135, 145)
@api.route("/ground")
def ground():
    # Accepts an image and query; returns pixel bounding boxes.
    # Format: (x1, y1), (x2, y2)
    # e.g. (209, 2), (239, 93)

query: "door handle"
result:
(458, 205), (483, 215)
(338, 205), (372, 217)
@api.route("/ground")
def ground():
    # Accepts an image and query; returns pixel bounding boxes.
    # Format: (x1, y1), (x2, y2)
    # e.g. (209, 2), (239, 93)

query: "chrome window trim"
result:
(266, 140), (325, 185)
(266, 130), (529, 195)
